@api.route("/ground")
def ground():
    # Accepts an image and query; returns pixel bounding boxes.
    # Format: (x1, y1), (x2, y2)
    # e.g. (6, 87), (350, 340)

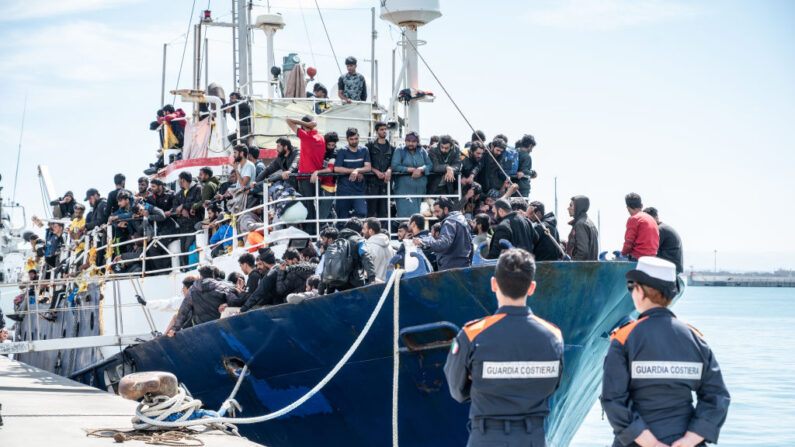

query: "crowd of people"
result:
(8, 53), (682, 331)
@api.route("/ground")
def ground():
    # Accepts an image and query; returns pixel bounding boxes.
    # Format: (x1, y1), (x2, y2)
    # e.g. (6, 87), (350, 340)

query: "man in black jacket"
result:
(275, 248), (317, 299)
(85, 188), (110, 266)
(644, 207), (683, 273)
(170, 266), (239, 334)
(224, 92), (252, 144)
(566, 195), (599, 260)
(147, 179), (177, 234)
(239, 250), (279, 311)
(514, 135), (536, 198)
(427, 135), (462, 196)
(108, 173), (132, 214)
(461, 141), (485, 187)
(527, 201), (564, 261)
(172, 172), (203, 266)
(488, 199), (538, 259)
(337, 218), (377, 289)
(365, 121), (393, 218)
(257, 138), (300, 187)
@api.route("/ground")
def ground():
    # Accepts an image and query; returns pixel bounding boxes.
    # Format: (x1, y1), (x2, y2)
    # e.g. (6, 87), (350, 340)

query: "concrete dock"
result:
(0, 355), (262, 446)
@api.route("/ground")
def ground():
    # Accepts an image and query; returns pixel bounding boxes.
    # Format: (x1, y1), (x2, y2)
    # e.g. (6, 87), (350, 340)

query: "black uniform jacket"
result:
(444, 305), (564, 422)
(601, 307), (730, 446)
(488, 212), (538, 259)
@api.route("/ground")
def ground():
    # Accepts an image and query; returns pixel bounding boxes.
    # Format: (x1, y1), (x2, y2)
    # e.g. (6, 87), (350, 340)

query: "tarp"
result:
(182, 118), (212, 159)
(252, 100), (373, 149)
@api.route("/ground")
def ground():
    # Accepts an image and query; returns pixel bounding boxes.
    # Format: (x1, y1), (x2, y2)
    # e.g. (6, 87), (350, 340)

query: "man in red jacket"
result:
(621, 193), (659, 260)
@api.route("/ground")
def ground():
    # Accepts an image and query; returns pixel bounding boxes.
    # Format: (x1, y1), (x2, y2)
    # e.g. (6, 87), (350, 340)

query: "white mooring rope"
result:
(133, 270), (405, 436)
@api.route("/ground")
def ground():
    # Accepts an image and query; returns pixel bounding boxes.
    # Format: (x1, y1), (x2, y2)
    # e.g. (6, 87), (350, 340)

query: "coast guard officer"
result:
(601, 257), (730, 447)
(444, 249), (564, 447)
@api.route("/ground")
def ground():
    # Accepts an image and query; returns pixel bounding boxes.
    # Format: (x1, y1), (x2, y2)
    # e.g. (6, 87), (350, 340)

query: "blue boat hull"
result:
(75, 261), (641, 446)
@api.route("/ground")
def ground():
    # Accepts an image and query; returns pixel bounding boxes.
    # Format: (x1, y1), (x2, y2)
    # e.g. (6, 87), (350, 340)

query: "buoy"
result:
(307, 66), (317, 80)
(119, 371), (179, 401)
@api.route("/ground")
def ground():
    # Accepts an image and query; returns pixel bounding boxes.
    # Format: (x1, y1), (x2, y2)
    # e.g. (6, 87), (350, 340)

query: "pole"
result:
(404, 26), (419, 134)
(237, 0), (250, 96)
(553, 176), (558, 220)
(714, 250), (717, 273)
(246, 1), (253, 96)
(204, 37), (209, 91)
(194, 24), (201, 91)
(161, 44), (167, 107)
(12, 93), (27, 209)
(265, 28), (276, 98)
(370, 7), (376, 103)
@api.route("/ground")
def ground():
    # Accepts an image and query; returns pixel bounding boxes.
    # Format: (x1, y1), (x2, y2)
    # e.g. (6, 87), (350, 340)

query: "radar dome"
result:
(380, 0), (441, 27)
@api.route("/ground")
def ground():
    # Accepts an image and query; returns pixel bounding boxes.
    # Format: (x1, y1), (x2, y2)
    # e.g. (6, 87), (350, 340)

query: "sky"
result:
(0, 0), (793, 272)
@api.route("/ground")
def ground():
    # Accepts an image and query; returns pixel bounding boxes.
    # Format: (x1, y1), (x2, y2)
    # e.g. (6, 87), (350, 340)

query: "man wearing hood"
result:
(487, 199), (538, 259)
(566, 195), (599, 260)
(527, 201), (564, 261)
(171, 266), (239, 332)
(414, 197), (472, 271)
(363, 217), (395, 281)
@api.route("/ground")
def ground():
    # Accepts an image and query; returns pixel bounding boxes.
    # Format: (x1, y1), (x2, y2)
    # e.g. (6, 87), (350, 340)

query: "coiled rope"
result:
(133, 269), (404, 435)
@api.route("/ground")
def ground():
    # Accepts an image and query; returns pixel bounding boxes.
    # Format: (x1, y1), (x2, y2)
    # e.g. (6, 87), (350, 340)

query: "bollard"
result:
(119, 371), (178, 401)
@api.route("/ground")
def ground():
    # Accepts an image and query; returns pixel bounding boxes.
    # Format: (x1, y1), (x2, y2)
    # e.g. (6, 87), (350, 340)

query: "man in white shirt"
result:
(233, 144), (256, 189)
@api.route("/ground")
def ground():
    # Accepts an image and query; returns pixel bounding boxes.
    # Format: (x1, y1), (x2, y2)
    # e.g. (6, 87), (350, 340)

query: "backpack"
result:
(499, 145), (519, 176)
(322, 239), (355, 288)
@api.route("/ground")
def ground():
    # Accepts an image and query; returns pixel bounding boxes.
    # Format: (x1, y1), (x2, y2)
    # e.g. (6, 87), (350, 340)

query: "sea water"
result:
(571, 287), (795, 446)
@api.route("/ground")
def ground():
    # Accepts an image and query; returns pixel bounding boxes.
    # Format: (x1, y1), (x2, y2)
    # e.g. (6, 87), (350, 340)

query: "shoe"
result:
(39, 311), (56, 322)
(143, 167), (158, 175)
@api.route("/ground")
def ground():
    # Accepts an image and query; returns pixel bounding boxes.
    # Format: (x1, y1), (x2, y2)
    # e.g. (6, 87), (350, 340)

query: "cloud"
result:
(525, 0), (702, 30)
(1, 0), (147, 22)
(0, 20), (181, 83)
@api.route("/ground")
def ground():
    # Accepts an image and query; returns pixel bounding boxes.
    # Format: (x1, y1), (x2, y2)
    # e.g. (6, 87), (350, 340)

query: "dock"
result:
(0, 355), (262, 446)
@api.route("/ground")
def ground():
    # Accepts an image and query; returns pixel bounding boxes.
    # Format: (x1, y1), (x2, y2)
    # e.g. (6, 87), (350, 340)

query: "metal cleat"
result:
(119, 371), (178, 401)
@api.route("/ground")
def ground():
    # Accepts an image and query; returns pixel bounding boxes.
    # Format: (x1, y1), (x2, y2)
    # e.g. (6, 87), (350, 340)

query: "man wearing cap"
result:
(488, 198), (538, 259)
(337, 56), (367, 103)
(444, 249), (564, 447)
(601, 257), (730, 447)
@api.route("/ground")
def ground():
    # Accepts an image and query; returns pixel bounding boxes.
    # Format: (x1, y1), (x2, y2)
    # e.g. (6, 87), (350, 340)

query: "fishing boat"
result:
(0, 1), (685, 445)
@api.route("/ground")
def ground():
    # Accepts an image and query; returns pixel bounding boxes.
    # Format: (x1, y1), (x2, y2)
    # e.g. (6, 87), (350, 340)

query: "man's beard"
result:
(234, 155), (243, 162)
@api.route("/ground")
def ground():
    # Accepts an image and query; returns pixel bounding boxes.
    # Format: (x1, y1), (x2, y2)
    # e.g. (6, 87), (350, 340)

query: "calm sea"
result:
(571, 286), (795, 446)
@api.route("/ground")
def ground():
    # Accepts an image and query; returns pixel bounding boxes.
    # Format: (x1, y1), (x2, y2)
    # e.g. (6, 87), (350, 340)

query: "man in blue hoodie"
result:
(414, 197), (472, 271)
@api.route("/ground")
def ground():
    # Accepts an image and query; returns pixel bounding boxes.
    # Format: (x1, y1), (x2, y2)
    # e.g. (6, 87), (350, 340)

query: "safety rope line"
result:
(314, 0), (343, 76)
(133, 269), (404, 429)
(392, 270), (400, 447)
(381, 2), (514, 186)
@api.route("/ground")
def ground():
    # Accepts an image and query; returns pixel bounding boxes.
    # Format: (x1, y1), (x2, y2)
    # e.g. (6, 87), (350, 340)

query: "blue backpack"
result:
(499, 145), (519, 176)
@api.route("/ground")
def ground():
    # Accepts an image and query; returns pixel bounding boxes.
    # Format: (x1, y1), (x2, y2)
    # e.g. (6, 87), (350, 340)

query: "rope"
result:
(12, 92), (27, 208)
(382, 2), (514, 186)
(173, 0), (199, 103)
(314, 0), (342, 76)
(133, 270), (405, 429)
(86, 428), (205, 446)
(392, 270), (401, 447)
(298, 0), (317, 67)
(132, 384), (239, 435)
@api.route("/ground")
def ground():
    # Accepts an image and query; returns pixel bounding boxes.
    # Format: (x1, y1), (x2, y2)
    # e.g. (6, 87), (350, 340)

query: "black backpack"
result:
(322, 238), (355, 289)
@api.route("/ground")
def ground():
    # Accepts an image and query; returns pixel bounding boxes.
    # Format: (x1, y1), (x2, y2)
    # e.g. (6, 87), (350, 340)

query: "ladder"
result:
(231, 0), (240, 92)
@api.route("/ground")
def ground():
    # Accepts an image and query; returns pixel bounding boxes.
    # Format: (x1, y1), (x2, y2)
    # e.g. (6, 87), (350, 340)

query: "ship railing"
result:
(5, 171), (462, 287)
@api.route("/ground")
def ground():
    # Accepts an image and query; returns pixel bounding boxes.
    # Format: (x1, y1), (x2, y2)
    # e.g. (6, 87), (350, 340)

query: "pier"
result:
(0, 355), (262, 446)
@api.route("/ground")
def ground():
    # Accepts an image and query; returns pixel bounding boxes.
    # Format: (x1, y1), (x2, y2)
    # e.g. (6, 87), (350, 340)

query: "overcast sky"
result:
(1, 0), (793, 271)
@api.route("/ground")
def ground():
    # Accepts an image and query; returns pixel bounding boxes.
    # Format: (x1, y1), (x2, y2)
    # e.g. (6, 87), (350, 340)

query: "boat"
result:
(0, 1), (685, 445)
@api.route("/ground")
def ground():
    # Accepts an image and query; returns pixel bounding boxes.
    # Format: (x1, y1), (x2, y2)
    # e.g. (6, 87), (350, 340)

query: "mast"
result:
(380, 1), (441, 136)
(236, 0), (250, 96)
(254, 14), (286, 99)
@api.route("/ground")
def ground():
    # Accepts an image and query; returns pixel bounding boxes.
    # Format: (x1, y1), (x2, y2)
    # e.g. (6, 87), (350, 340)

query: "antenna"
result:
(12, 93), (27, 217)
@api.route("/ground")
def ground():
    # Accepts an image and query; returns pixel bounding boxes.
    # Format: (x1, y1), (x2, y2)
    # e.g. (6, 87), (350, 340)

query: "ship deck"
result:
(0, 356), (263, 446)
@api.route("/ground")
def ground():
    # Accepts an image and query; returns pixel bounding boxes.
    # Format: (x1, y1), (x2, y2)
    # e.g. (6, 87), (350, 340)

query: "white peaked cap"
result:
(625, 256), (679, 298)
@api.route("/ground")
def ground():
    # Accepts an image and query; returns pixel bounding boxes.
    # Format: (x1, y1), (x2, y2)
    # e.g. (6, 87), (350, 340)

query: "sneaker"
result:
(143, 167), (158, 175)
